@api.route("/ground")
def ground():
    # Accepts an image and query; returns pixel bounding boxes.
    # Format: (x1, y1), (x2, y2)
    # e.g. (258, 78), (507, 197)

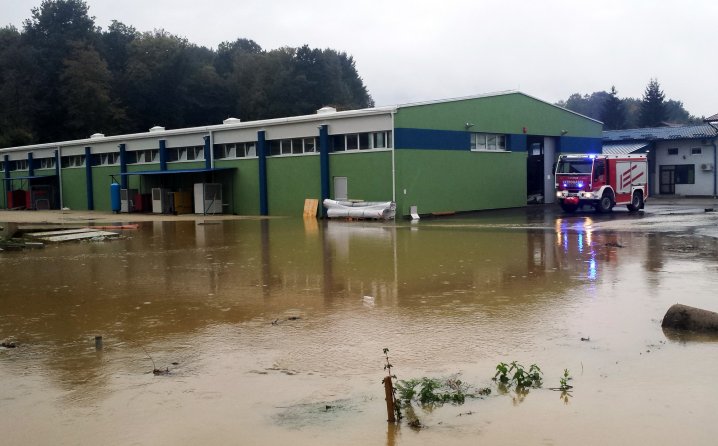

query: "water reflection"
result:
(2, 208), (718, 445)
(1, 213), (642, 389)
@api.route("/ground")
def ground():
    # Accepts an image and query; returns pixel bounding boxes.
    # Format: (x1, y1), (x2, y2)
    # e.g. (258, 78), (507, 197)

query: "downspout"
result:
(708, 123), (718, 198)
(56, 146), (63, 210)
(208, 130), (215, 169)
(257, 130), (268, 216)
(319, 124), (330, 218)
(390, 110), (396, 203)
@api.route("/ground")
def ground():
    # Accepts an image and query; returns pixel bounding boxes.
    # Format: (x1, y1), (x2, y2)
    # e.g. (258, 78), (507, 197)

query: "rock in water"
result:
(662, 304), (718, 332)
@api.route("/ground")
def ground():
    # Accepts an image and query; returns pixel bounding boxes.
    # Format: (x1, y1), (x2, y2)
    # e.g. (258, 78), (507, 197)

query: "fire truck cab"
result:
(554, 154), (648, 213)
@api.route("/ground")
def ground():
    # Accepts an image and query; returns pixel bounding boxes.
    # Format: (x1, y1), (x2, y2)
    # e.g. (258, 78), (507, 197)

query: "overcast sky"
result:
(2, 0), (716, 118)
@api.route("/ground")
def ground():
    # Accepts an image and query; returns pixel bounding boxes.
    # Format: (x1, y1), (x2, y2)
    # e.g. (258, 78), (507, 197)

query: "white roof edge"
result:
(0, 106), (397, 153)
(0, 90), (603, 153)
(393, 90), (603, 125)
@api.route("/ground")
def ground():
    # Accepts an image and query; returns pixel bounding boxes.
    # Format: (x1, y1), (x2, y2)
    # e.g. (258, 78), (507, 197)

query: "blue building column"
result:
(203, 135), (211, 170)
(27, 152), (34, 177)
(118, 144), (127, 189)
(85, 147), (94, 210)
(257, 130), (268, 216)
(319, 124), (330, 217)
(3, 154), (10, 208)
(159, 139), (167, 171)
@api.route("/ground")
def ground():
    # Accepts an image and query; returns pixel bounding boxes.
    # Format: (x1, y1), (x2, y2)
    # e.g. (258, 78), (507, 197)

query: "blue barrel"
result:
(110, 182), (121, 213)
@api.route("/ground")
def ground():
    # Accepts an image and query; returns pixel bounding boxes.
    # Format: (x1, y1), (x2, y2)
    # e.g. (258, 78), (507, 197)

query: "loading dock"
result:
(117, 167), (235, 215)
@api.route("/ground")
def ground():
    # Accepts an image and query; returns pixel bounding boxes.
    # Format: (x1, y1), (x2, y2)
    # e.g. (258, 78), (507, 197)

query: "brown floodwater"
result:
(1, 206), (718, 445)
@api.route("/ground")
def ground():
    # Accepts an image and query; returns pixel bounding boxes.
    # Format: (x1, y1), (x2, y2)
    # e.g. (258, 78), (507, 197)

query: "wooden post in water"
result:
(383, 376), (396, 422)
(95, 336), (103, 350)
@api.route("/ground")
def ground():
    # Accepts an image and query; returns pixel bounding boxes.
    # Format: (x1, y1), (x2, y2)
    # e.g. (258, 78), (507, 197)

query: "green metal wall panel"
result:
(395, 92), (601, 137)
(91, 166), (120, 211)
(266, 155), (321, 216)
(60, 168), (88, 210)
(328, 151), (393, 201)
(394, 150), (526, 216)
(216, 159), (259, 215)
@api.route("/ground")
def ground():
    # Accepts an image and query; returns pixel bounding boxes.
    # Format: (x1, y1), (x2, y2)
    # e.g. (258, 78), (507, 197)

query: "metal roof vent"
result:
(223, 117), (241, 124)
(149, 126), (165, 132)
(317, 106), (337, 115)
(90, 133), (105, 139)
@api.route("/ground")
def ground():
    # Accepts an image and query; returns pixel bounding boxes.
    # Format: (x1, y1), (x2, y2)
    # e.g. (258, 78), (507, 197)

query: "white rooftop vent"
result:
(223, 117), (241, 124)
(149, 126), (165, 132)
(90, 133), (105, 139)
(317, 106), (337, 115)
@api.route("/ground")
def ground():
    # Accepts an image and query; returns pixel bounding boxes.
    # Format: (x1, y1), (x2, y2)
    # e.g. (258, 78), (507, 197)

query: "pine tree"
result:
(638, 79), (667, 128)
(601, 86), (626, 130)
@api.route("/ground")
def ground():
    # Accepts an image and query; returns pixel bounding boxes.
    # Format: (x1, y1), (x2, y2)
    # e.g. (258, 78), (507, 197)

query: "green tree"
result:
(638, 78), (667, 128)
(59, 42), (126, 137)
(559, 91), (610, 121)
(22, 0), (98, 141)
(601, 86), (626, 130)
(665, 99), (701, 125)
(0, 26), (38, 147)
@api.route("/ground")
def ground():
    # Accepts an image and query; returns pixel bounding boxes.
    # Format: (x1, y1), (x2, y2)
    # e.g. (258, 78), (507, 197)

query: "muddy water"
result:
(1, 208), (717, 445)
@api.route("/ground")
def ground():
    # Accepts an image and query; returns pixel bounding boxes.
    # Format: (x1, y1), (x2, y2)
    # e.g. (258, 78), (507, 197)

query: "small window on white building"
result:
(667, 148), (678, 155)
(691, 147), (702, 155)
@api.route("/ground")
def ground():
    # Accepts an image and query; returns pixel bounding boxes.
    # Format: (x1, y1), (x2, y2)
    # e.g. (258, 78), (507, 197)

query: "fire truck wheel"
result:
(627, 192), (643, 212)
(596, 194), (614, 213)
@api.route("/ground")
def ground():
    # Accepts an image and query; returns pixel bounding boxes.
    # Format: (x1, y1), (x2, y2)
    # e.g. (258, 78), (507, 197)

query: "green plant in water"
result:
(397, 375), (485, 408)
(559, 368), (572, 391)
(493, 361), (542, 388)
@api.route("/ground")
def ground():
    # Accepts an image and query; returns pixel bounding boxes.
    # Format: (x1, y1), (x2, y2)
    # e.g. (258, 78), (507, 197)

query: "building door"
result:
(526, 138), (544, 203)
(659, 166), (675, 194)
(333, 176), (348, 200)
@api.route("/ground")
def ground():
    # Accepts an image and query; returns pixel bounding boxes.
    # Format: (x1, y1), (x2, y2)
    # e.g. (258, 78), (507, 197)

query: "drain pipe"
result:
(708, 120), (718, 198)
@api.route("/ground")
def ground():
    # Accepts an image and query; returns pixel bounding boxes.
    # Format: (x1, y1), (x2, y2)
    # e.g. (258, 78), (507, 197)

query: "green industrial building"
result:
(1, 91), (602, 218)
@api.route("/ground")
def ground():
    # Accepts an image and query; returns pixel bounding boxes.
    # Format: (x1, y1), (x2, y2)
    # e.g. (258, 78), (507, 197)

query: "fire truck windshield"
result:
(556, 159), (593, 174)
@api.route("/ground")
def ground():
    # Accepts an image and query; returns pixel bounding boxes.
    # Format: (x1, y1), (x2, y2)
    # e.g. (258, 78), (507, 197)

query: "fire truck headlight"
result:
(577, 182), (584, 188)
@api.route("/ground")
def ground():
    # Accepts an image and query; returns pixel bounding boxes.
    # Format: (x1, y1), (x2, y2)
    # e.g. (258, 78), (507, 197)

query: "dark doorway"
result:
(526, 137), (544, 203)
(659, 166), (675, 194)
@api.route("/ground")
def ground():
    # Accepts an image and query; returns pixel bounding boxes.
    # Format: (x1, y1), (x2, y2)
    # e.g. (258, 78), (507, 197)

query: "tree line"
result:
(0, 0), (373, 148)
(556, 79), (702, 130)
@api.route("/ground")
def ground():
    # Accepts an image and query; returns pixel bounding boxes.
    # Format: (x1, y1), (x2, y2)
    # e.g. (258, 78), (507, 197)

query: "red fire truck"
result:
(554, 154), (648, 213)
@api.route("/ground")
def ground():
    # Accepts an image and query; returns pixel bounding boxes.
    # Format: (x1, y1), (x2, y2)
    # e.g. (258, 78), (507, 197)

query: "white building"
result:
(603, 123), (718, 197)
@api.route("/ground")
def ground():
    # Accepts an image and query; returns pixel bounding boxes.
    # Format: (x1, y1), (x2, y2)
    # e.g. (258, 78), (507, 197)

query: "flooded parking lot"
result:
(2, 203), (718, 445)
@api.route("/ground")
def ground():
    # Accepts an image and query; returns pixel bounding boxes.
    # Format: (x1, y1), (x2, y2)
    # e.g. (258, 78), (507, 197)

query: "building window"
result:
(267, 138), (317, 156)
(187, 146), (204, 161)
(691, 147), (702, 155)
(12, 160), (29, 170)
(667, 165), (695, 184)
(61, 155), (86, 168)
(331, 131), (392, 152)
(214, 143), (236, 159)
(167, 146), (204, 162)
(134, 149), (159, 163)
(471, 133), (507, 151)
(667, 148), (678, 155)
(38, 158), (56, 169)
(92, 153), (119, 166)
